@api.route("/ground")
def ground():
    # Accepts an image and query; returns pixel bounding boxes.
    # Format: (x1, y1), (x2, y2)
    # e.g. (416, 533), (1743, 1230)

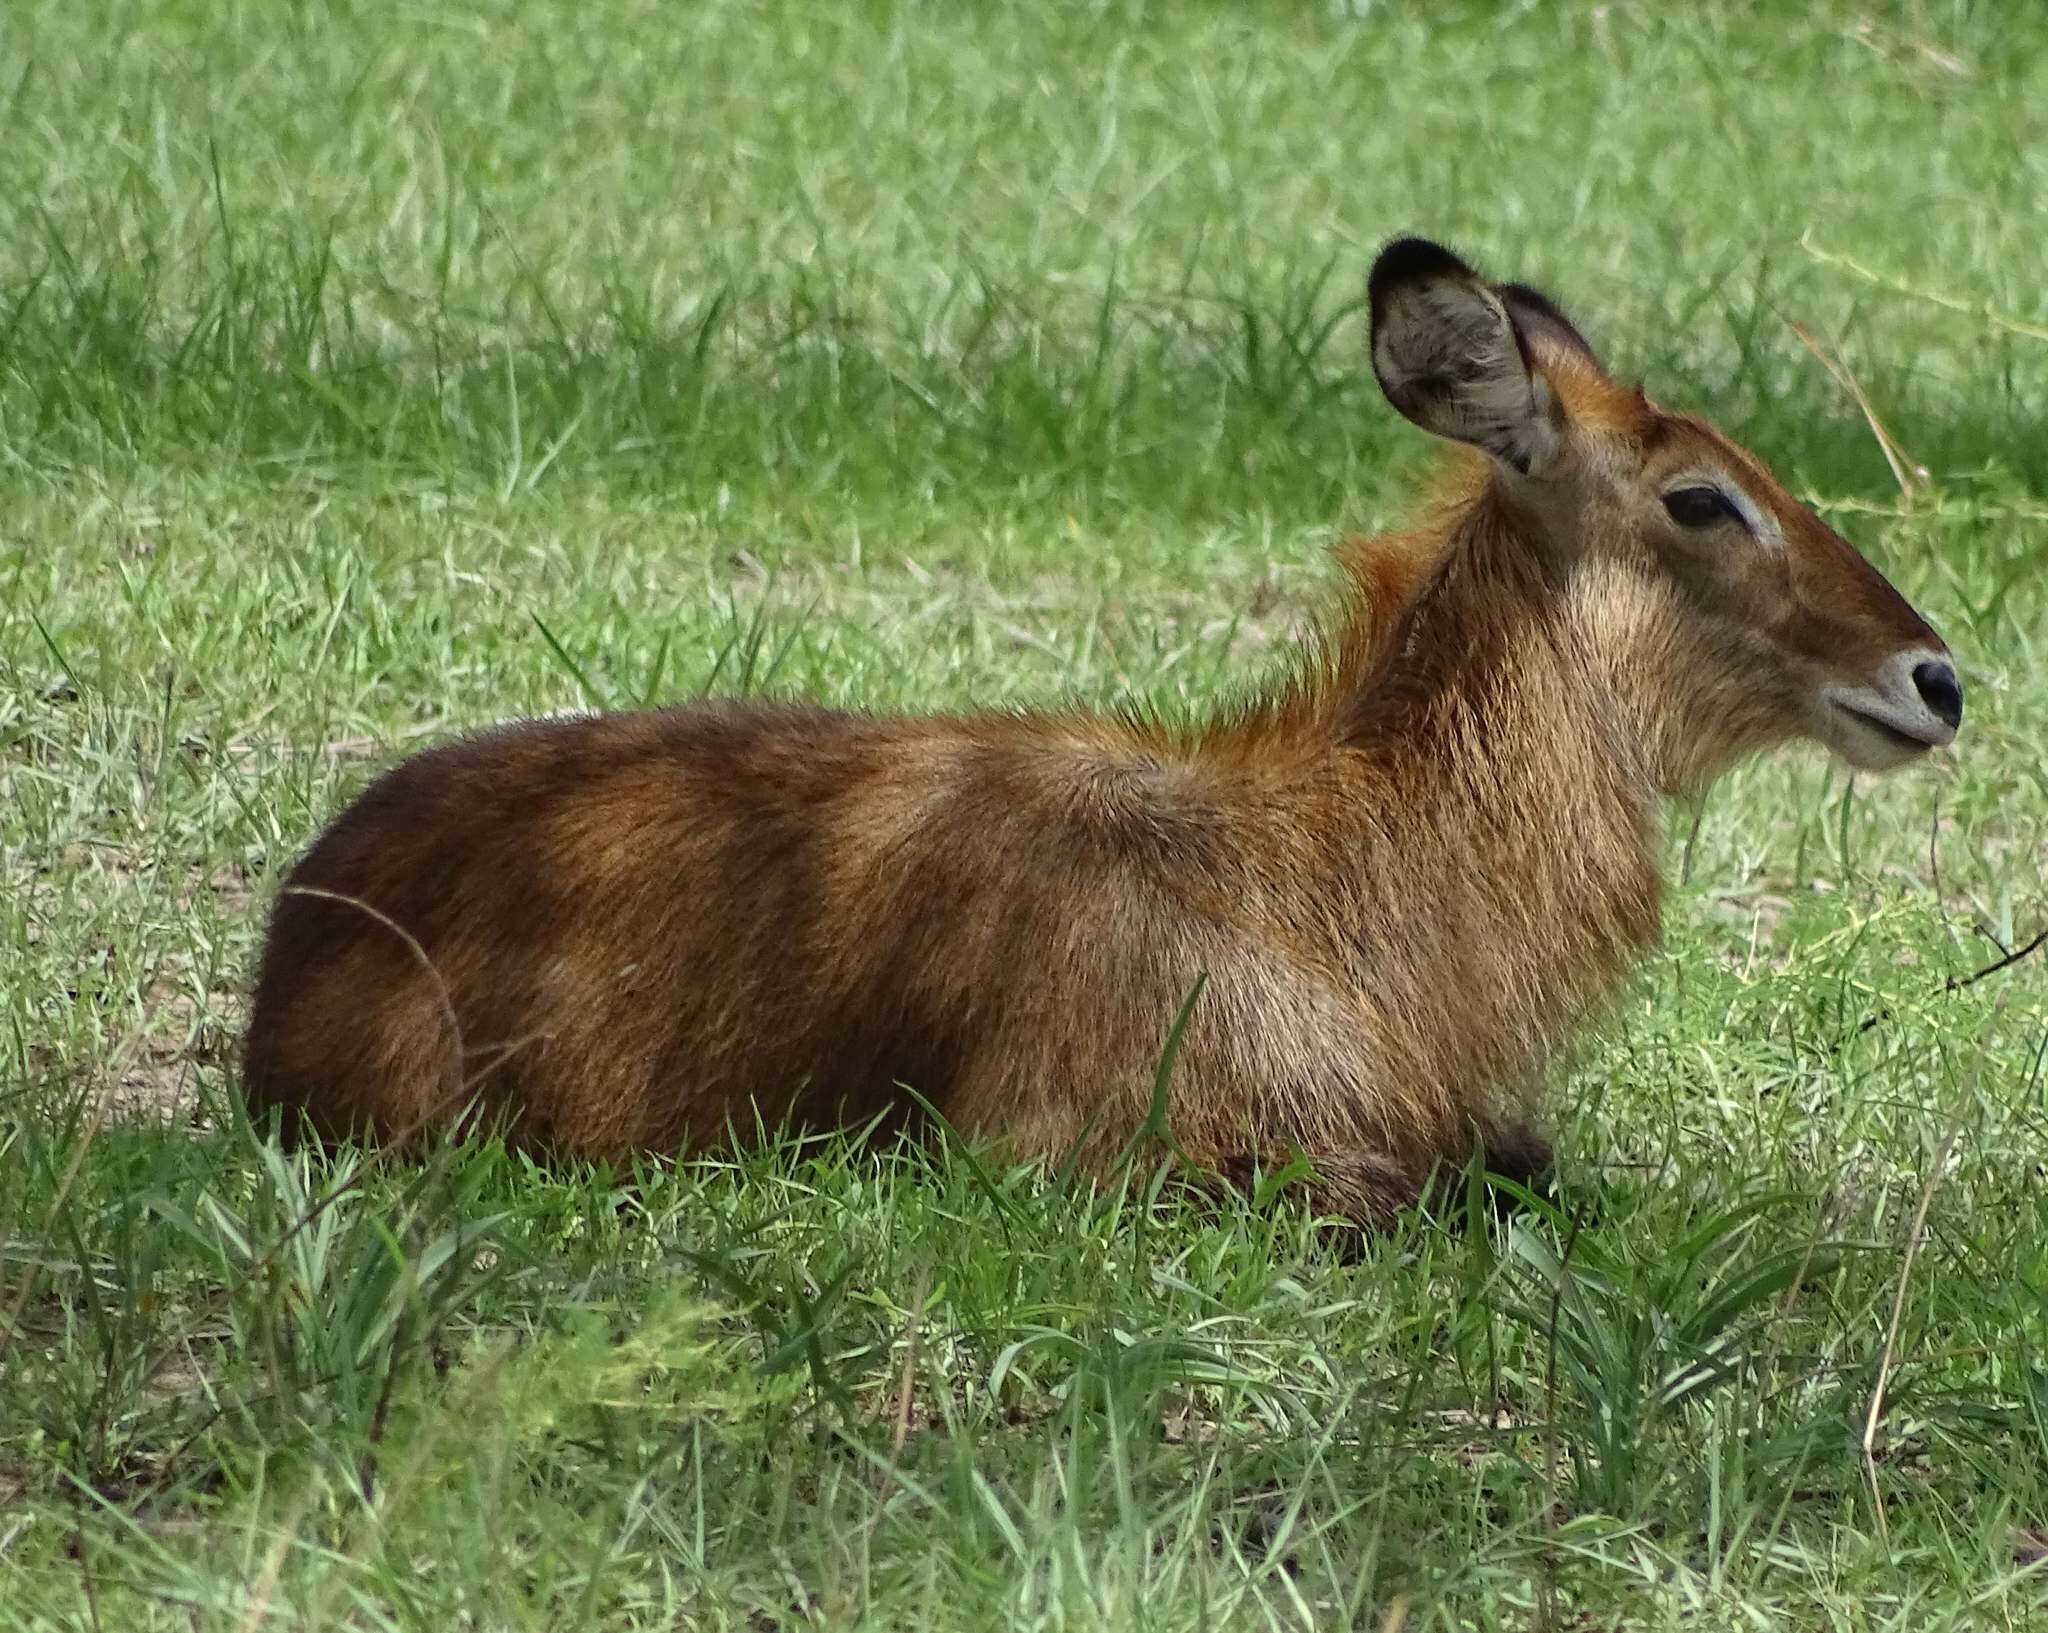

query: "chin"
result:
(1816, 719), (1938, 774)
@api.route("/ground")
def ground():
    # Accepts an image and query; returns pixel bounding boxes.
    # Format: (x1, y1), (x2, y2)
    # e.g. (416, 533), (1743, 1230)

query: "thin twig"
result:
(1861, 1107), (1968, 1548)
(1943, 926), (2048, 997)
(280, 886), (466, 1115)
(1857, 924), (2048, 1036)
(233, 1491), (314, 1633)
(860, 1266), (933, 1561)
(73, 1521), (104, 1633)
(1785, 319), (1925, 502)
(360, 1297), (414, 1505)
(1927, 795), (1959, 959)
(1801, 235), (2048, 344)
(278, 886), (550, 1136)
(1538, 1199), (1591, 1633)
(887, 1267), (932, 1466)
(117, 890), (528, 1503)
(1680, 798), (1706, 887)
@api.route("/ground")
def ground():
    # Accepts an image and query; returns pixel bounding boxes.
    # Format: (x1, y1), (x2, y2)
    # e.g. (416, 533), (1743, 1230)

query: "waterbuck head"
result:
(1366, 236), (1960, 794)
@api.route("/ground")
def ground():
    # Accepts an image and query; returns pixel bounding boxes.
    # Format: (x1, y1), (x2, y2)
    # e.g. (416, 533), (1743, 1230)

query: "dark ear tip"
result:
(1368, 236), (1479, 305)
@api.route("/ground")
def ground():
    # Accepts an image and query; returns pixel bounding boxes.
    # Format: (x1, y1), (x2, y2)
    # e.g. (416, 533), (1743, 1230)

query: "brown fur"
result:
(243, 239), (1955, 1225)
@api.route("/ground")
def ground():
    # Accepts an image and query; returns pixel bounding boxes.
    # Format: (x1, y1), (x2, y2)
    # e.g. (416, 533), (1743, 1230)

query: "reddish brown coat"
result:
(243, 239), (1959, 1224)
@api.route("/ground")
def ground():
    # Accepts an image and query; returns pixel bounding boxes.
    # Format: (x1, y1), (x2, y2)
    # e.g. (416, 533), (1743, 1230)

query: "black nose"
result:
(1912, 659), (1963, 730)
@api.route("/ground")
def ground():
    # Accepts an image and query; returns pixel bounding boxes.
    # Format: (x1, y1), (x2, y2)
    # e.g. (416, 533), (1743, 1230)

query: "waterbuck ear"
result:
(1497, 282), (1603, 372)
(1368, 237), (1566, 476)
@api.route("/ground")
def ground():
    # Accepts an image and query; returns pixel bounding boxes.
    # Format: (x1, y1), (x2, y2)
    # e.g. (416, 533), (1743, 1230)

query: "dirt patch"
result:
(39, 846), (254, 919)
(109, 982), (238, 1128)
(20, 846), (252, 1128)
(178, 862), (254, 917)
(214, 724), (439, 767)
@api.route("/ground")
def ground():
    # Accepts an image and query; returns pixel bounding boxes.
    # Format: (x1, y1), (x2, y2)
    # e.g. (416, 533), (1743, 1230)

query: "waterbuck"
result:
(243, 237), (1962, 1224)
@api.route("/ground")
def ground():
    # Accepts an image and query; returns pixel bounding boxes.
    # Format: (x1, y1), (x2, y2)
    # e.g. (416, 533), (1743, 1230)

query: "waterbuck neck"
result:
(1319, 485), (1670, 1096)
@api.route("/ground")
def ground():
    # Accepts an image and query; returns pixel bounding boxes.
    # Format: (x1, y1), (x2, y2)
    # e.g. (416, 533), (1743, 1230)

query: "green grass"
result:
(4, 0), (2047, 1626)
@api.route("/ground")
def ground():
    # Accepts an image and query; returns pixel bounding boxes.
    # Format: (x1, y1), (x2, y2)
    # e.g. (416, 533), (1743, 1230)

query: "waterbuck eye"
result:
(1661, 486), (1743, 530)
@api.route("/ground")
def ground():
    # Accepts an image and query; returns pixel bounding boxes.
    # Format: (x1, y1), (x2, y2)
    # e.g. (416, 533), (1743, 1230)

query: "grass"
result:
(3, 0), (2047, 1626)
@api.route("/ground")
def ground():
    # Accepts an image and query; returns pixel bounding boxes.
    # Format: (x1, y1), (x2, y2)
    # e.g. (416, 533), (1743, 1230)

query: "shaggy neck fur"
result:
(1196, 466), (1669, 1138)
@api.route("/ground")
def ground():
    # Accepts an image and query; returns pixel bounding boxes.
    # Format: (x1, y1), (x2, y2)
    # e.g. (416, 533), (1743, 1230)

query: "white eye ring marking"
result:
(1661, 472), (1779, 546)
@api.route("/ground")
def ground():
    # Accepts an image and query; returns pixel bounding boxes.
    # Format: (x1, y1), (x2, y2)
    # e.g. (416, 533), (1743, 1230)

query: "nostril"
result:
(1912, 659), (1964, 730)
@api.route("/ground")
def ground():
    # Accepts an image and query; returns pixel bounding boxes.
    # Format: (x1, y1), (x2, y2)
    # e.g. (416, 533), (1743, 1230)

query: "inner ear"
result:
(1498, 283), (1603, 372)
(1368, 240), (1566, 476)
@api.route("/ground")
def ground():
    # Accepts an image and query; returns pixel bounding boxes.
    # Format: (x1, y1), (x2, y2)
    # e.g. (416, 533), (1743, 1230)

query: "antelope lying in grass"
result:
(243, 237), (1963, 1225)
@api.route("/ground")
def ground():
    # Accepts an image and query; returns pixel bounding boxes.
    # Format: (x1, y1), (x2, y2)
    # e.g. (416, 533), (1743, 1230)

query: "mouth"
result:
(1820, 694), (1956, 773)
(1832, 701), (1945, 755)
(1815, 651), (1961, 772)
